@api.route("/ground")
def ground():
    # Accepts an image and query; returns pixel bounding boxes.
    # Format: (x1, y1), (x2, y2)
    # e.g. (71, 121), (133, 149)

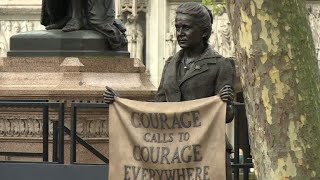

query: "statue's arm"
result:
(215, 58), (235, 123)
(218, 86), (234, 123)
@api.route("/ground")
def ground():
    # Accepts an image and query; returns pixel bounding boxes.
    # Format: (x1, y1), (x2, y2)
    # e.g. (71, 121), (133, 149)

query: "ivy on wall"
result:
(202, 0), (226, 15)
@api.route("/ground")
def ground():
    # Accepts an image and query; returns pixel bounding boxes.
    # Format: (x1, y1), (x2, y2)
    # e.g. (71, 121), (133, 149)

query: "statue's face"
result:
(13, 25), (20, 33)
(175, 13), (204, 49)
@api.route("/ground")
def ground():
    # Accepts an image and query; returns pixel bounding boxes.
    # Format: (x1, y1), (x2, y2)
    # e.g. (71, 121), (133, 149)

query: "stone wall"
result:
(0, 111), (108, 139)
(0, 0), (44, 57)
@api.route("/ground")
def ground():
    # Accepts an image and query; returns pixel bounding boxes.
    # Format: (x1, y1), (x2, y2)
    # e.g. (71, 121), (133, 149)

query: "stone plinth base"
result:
(0, 56), (155, 99)
(0, 56), (156, 163)
(8, 30), (128, 57)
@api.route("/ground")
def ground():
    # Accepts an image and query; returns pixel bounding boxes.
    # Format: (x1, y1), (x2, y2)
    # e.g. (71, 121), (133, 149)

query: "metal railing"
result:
(0, 99), (254, 179)
(0, 100), (65, 164)
(0, 100), (109, 165)
(70, 102), (109, 164)
(232, 102), (254, 180)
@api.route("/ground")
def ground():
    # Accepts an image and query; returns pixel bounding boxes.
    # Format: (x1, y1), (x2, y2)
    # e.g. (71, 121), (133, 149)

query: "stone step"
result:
(0, 162), (108, 180)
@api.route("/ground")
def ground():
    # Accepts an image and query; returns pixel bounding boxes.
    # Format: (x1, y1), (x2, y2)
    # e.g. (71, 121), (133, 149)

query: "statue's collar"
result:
(175, 45), (222, 62)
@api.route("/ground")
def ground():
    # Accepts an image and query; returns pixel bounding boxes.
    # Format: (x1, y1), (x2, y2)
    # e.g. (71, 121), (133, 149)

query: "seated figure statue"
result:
(40, 0), (127, 50)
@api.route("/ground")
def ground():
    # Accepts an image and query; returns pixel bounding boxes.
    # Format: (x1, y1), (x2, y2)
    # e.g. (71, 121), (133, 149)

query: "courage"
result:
(130, 111), (201, 129)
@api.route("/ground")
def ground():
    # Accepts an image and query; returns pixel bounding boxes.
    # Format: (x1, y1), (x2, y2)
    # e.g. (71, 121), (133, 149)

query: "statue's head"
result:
(12, 22), (21, 33)
(127, 14), (136, 23)
(175, 2), (213, 49)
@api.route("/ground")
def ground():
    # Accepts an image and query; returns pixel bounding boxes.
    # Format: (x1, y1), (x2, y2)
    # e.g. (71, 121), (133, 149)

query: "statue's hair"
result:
(176, 2), (213, 45)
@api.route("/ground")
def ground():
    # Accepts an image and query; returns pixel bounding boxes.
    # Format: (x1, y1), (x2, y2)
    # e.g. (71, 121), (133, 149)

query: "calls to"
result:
(143, 133), (174, 143)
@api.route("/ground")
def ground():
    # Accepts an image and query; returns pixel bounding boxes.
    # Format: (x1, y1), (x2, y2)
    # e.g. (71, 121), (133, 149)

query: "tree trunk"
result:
(226, 0), (320, 179)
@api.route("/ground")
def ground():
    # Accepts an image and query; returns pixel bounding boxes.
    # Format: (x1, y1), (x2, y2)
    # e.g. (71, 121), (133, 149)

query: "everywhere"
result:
(124, 165), (210, 180)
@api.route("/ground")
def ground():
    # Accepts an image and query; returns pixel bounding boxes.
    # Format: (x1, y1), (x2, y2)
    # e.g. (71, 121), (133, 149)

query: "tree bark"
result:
(226, 0), (320, 179)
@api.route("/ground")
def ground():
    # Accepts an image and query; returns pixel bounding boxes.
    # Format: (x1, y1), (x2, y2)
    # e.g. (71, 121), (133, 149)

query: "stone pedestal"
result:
(0, 54), (156, 163)
(8, 30), (128, 56)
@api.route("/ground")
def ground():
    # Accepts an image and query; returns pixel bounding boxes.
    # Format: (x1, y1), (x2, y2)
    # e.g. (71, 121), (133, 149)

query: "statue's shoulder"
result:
(224, 57), (235, 63)
(214, 56), (236, 74)
(163, 56), (174, 69)
(166, 56), (174, 63)
(214, 56), (233, 64)
(166, 49), (184, 64)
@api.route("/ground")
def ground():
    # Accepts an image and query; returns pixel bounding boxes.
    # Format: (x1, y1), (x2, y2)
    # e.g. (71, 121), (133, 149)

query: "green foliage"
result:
(202, 0), (215, 6)
(202, 0), (227, 15)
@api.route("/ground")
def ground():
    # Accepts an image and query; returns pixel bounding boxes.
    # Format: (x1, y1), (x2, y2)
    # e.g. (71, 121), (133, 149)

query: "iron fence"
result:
(69, 102), (109, 164)
(0, 99), (254, 179)
(0, 100), (64, 164)
(232, 98), (254, 180)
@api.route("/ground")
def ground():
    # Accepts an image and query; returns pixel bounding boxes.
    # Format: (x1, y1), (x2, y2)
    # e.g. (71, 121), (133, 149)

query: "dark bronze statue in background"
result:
(40, 0), (127, 50)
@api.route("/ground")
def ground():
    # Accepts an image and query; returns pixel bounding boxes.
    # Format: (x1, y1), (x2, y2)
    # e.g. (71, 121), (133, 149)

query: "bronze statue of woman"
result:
(104, 2), (235, 179)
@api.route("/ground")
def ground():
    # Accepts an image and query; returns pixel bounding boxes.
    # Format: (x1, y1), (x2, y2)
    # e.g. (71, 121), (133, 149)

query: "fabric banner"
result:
(109, 96), (226, 180)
